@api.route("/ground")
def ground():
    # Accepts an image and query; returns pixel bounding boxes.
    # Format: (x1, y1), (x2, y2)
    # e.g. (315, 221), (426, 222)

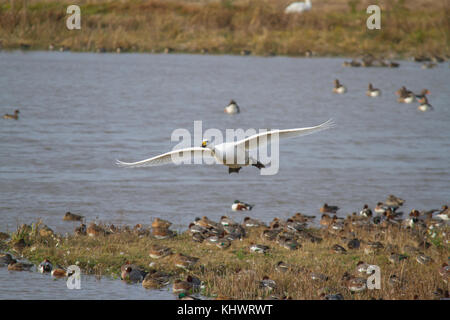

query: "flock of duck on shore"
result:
(1, 196), (448, 299)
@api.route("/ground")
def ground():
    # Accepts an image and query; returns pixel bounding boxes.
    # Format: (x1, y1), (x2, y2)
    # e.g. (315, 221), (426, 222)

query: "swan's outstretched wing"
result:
(236, 119), (335, 151)
(116, 147), (214, 167)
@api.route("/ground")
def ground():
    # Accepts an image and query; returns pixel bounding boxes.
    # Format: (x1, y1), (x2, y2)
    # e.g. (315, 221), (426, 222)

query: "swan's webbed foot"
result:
(228, 167), (242, 174)
(252, 161), (265, 170)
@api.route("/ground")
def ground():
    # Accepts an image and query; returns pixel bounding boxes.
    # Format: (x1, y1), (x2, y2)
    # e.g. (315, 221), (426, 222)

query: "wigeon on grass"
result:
(173, 253), (199, 270)
(172, 279), (193, 293)
(359, 204), (372, 217)
(152, 227), (175, 240)
(151, 218), (172, 229)
(242, 217), (266, 228)
(249, 243), (270, 254)
(149, 244), (172, 259)
(86, 223), (105, 237)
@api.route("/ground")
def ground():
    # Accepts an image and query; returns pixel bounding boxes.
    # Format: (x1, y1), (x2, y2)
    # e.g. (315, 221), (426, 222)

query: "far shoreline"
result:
(1, 0), (448, 61)
(0, 48), (440, 63)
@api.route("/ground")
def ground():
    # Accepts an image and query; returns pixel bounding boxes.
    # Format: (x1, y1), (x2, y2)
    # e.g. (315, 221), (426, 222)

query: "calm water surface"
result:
(0, 266), (175, 299)
(0, 51), (449, 299)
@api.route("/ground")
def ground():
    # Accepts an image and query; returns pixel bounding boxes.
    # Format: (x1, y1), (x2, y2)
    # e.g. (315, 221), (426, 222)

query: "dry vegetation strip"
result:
(2, 218), (448, 300)
(0, 0), (448, 57)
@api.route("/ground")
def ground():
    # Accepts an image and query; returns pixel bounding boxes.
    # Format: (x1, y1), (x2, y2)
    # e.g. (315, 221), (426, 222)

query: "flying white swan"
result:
(116, 119), (335, 174)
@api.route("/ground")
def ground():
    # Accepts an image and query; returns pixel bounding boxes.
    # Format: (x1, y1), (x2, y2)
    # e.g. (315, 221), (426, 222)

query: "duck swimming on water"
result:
(415, 89), (430, 101)
(366, 83), (381, 97)
(418, 95), (433, 112)
(333, 79), (346, 94)
(232, 200), (253, 211)
(3, 110), (19, 120)
(320, 203), (339, 214)
(396, 87), (415, 103)
(224, 100), (240, 114)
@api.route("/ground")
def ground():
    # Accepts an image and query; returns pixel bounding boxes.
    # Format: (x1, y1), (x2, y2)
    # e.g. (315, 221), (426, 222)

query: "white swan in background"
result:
(285, 0), (312, 14)
(116, 119), (335, 174)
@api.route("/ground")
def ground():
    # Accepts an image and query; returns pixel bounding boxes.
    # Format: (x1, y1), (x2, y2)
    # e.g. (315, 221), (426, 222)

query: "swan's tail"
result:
(317, 119), (336, 131)
(115, 159), (135, 168)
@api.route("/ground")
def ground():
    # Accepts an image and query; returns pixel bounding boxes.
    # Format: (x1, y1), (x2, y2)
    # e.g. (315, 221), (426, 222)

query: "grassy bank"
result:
(0, 0), (448, 57)
(2, 215), (449, 299)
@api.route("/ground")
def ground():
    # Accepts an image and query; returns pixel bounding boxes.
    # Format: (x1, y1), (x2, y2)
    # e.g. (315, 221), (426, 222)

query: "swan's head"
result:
(201, 139), (209, 148)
